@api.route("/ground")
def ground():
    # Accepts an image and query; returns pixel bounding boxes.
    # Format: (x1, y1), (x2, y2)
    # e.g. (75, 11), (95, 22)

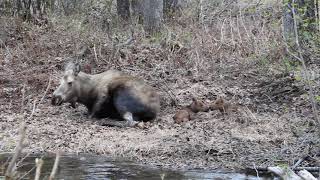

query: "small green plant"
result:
(244, 6), (257, 15)
(148, 31), (165, 44)
(315, 95), (320, 103)
(180, 31), (193, 44)
(258, 56), (269, 67)
(277, 163), (289, 169)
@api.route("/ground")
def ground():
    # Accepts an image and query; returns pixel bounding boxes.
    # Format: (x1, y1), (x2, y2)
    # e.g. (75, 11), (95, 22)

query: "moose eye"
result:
(68, 82), (72, 86)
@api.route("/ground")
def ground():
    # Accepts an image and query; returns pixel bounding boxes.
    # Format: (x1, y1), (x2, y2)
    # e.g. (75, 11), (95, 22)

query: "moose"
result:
(51, 61), (160, 127)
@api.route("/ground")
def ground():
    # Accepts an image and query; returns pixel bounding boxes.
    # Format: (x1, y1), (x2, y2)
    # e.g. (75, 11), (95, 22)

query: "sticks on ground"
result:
(267, 166), (317, 180)
(252, 166), (320, 172)
(248, 166), (318, 179)
(39, 76), (52, 105)
(21, 84), (26, 112)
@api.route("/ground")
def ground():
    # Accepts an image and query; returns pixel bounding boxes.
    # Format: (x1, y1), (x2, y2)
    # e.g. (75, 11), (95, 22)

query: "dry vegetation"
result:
(0, 0), (320, 174)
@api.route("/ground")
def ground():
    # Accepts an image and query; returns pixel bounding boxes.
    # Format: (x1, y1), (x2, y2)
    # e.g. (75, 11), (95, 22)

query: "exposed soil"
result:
(0, 16), (319, 172)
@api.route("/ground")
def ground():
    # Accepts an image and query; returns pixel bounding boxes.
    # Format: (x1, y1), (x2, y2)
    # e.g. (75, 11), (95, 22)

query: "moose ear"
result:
(73, 62), (81, 76)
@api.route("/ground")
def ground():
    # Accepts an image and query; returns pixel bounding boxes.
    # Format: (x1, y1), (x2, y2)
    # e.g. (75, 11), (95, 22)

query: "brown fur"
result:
(173, 108), (192, 124)
(52, 61), (160, 125)
(173, 97), (208, 124)
(187, 97), (209, 113)
(209, 97), (238, 114)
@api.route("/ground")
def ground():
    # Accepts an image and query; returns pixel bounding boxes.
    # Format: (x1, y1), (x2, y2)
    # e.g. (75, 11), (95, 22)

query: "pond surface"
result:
(0, 153), (274, 180)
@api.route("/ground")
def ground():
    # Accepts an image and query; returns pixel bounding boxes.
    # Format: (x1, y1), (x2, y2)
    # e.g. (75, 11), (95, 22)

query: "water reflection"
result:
(0, 153), (272, 180)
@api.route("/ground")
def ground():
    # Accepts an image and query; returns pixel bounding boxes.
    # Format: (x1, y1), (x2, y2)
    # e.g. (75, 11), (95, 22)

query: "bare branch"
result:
(297, 169), (317, 180)
(17, 166), (36, 180)
(93, 44), (99, 65)
(21, 83), (26, 113)
(34, 158), (43, 180)
(27, 98), (37, 121)
(5, 122), (27, 178)
(39, 76), (52, 105)
(285, 0), (320, 129)
(49, 151), (61, 180)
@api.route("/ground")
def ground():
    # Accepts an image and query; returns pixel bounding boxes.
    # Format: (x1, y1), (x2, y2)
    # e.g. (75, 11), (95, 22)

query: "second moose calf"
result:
(209, 96), (238, 114)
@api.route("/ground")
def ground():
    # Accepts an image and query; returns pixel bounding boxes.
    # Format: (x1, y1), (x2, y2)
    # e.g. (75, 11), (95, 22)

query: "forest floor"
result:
(0, 16), (319, 171)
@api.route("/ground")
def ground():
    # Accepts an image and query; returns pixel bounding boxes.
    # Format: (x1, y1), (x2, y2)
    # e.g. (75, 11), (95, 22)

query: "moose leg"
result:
(122, 112), (138, 127)
(113, 89), (142, 127)
(89, 94), (107, 118)
(70, 97), (78, 108)
(70, 101), (76, 108)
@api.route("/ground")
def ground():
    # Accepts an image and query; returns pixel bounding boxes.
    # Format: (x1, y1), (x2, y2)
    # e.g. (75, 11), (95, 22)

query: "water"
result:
(0, 153), (273, 180)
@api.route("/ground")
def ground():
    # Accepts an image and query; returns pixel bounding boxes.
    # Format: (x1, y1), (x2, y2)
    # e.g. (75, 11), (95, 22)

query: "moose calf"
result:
(51, 61), (160, 127)
(173, 97), (209, 124)
(209, 96), (238, 114)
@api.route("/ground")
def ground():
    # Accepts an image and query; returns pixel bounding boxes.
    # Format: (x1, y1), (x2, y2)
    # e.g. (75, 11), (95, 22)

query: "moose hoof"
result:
(136, 122), (146, 129)
(126, 120), (138, 127)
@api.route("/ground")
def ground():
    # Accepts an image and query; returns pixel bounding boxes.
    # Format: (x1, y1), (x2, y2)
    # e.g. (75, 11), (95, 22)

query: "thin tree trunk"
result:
(163, 0), (180, 19)
(131, 0), (143, 23)
(16, 0), (22, 16)
(50, 0), (55, 13)
(143, 0), (163, 35)
(117, 0), (130, 21)
(318, 0), (320, 31)
(163, 0), (172, 17)
(36, 0), (41, 13)
(131, 0), (142, 16)
(283, 0), (295, 40)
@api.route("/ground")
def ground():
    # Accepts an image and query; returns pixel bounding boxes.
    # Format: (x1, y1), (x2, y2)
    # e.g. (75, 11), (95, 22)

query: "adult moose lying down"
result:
(51, 61), (160, 127)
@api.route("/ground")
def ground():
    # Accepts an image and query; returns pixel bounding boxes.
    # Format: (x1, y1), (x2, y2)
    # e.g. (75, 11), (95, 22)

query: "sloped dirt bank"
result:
(0, 17), (319, 171)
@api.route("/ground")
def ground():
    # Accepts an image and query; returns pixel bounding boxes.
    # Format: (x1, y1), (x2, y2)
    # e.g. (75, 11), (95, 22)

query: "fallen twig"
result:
(252, 163), (260, 179)
(292, 156), (308, 169)
(39, 76), (52, 105)
(20, 83), (26, 113)
(93, 44), (99, 65)
(250, 166), (320, 172)
(298, 169), (317, 180)
(267, 166), (318, 180)
(268, 166), (302, 180)
(27, 99), (37, 121)
(17, 166), (36, 180)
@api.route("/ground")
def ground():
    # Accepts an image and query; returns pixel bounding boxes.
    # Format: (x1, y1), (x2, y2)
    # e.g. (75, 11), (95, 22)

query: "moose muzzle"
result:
(51, 95), (63, 106)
